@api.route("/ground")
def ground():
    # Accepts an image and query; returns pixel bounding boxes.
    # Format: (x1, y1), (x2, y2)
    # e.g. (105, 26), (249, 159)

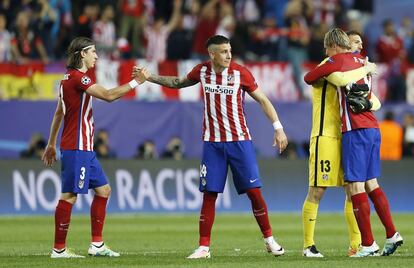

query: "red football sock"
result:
(351, 192), (374, 246)
(368, 187), (396, 238)
(246, 188), (272, 238)
(54, 200), (73, 249)
(91, 195), (108, 242)
(199, 191), (217, 246)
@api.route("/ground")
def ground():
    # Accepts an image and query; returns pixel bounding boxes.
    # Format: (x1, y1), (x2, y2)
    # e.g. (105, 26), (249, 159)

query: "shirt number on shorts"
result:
(320, 160), (331, 172)
(80, 167), (86, 180)
(200, 164), (207, 178)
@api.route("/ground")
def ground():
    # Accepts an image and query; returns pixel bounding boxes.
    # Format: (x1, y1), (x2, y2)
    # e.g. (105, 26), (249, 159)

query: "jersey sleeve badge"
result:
(81, 76), (91, 85)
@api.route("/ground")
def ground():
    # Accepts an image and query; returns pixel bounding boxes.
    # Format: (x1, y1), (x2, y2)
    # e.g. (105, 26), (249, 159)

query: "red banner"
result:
(0, 61), (408, 102)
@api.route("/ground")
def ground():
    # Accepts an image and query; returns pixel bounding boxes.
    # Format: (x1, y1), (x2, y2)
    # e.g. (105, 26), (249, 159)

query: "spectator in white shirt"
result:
(144, 0), (181, 62)
(93, 5), (117, 59)
(0, 13), (11, 62)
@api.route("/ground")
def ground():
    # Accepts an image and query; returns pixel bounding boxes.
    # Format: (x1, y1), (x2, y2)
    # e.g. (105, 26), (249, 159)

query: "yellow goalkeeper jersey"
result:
(308, 56), (378, 138)
(310, 79), (342, 138)
(310, 58), (342, 138)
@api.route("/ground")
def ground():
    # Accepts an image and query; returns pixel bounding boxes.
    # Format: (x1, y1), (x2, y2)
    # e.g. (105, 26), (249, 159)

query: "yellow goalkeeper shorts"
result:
(309, 136), (344, 187)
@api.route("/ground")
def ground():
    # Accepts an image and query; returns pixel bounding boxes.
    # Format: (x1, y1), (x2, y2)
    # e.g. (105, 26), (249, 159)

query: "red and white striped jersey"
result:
(59, 69), (95, 151)
(187, 61), (258, 142)
(312, 0), (338, 27)
(144, 25), (170, 62)
(338, 73), (379, 132)
(93, 20), (116, 58)
(304, 52), (379, 133)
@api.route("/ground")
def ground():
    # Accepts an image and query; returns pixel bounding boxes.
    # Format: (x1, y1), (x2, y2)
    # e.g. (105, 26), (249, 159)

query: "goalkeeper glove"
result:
(345, 83), (370, 98)
(347, 95), (372, 114)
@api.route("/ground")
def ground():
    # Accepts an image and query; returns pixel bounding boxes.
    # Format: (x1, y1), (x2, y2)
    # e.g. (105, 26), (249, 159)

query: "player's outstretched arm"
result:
(42, 99), (64, 167)
(86, 68), (150, 102)
(248, 88), (288, 153)
(145, 71), (198, 89)
(325, 60), (376, 87)
(133, 65), (198, 89)
(304, 56), (343, 85)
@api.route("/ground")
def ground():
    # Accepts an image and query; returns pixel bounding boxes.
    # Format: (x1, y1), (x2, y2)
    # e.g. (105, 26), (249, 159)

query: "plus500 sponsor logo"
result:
(204, 84), (234, 95)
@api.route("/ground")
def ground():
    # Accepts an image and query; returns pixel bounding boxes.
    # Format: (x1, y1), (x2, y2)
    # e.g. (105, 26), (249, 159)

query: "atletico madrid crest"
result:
(78, 179), (84, 189)
(227, 74), (234, 84)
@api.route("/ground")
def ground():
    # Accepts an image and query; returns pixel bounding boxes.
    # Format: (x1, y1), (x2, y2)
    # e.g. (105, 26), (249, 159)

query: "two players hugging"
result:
(345, 83), (372, 114)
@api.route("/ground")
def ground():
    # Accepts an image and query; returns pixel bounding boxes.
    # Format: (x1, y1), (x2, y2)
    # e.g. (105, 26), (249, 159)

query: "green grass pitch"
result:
(0, 213), (413, 267)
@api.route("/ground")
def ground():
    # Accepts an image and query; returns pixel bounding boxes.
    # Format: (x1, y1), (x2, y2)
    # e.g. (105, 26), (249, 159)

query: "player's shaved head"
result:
(206, 35), (230, 52)
(324, 28), (351, 50)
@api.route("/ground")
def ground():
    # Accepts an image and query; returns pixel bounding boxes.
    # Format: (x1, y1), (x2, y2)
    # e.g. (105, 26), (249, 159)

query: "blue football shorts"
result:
(61, 150), (108, 194)
(199, 140), (262, 195)
(342, 128), (381, 182)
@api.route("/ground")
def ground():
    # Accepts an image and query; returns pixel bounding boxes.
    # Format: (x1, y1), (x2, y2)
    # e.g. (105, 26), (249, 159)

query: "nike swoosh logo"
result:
(250, 179), (258, 183)
(309, 219), (316, 221)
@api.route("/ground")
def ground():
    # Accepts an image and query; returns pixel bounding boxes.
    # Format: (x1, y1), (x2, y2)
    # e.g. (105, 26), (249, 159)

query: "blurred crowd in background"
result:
(21, 130), (187, 160)
(1, 0), (414, 160)
(0, 0), (413, 101)
(0, 1), (413, 67)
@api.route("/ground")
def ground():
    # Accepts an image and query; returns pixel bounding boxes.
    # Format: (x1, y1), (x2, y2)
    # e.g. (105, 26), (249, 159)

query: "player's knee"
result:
(95, 184), (111, 198)
(348, 182), (365, 195)
(365, 178), (379, 193)
(103, 186), (112, 197)
(60, 193), (77, 204)
(307, 187), (325, 203)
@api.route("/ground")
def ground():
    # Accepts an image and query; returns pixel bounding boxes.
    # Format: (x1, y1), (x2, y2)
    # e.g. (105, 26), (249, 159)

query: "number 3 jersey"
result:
(187, 61), (258, 142)
(59, 69), (95, 151)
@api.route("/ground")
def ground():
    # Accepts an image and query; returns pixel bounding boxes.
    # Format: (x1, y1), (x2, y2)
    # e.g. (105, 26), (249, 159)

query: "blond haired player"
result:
(305, 27), (403, 258)
(301, 28), (380, 257)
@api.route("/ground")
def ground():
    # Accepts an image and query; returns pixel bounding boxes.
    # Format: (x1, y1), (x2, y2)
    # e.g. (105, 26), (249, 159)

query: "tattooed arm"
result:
(133, 66), (199, 89)
(132, 66), (199, 88)
(148, 74), (198, 89)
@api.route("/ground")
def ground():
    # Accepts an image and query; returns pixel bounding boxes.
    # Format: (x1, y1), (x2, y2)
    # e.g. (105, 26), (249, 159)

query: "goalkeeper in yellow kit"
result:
(301, 30), (381, 257)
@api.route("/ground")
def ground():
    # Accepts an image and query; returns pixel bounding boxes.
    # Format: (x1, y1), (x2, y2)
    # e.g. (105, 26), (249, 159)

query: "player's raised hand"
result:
(273, 129), (288, 154)
(42, 145), (57, 167)
(364, 57), (377, 75)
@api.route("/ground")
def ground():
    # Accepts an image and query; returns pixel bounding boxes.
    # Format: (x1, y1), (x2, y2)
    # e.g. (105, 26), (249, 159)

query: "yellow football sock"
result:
(344, 199), (361, 250)
(302, 200), (319, 249)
